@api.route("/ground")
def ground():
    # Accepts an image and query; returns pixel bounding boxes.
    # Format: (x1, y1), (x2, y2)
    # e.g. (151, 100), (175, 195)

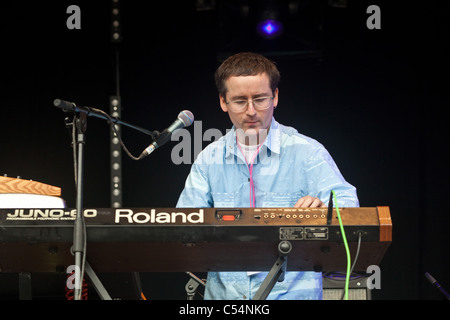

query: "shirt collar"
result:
(225, 117), (281, 158)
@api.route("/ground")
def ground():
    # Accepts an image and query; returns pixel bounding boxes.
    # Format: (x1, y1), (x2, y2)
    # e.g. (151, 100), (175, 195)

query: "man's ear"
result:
(219, 95), (228, 112)
(273, 88), (279, 109)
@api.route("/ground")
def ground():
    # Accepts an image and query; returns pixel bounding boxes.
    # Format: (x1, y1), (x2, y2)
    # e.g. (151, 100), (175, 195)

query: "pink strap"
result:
(237, 137), (263, 207)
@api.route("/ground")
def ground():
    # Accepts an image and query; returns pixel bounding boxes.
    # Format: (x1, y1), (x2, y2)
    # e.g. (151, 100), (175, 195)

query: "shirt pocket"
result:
(211, 192), (235, 207)
(260, 191), (303, 207)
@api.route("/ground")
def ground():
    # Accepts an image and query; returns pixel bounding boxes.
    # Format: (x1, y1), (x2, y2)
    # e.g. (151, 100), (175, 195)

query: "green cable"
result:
(332, 190), (351, 300)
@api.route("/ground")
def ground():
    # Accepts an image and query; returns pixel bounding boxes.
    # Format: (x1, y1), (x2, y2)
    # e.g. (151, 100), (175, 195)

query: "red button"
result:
(222, 215), (235, 221)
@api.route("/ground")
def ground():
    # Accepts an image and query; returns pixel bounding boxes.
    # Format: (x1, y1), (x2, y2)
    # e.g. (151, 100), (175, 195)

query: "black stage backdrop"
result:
(1, 0), (449, 300)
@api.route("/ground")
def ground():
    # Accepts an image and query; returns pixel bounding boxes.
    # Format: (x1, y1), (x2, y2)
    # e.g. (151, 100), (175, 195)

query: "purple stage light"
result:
(257, 19), (283, 39)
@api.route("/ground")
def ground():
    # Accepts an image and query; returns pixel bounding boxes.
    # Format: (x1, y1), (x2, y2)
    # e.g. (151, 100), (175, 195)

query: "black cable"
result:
(91, 106), (154, 161)
(323, 232), (363, 300)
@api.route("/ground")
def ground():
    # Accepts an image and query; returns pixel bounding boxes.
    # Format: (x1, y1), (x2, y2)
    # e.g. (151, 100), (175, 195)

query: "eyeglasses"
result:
(225, 96), (274, 112)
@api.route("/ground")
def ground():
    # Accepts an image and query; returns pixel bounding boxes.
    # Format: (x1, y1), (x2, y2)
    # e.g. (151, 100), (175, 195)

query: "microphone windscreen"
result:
(178, 110), (194, 127)
(425, 272), (437, 284)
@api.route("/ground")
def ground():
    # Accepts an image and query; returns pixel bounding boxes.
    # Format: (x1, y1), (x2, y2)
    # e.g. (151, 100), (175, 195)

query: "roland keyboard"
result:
(0, 207), (392, 273)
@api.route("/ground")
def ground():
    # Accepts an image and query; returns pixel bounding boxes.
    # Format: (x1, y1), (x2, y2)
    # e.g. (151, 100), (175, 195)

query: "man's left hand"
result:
(294, 195), (327, 208)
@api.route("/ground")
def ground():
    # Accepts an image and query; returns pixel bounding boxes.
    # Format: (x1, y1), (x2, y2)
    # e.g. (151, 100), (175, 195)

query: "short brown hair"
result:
(215, 52), (280, 97)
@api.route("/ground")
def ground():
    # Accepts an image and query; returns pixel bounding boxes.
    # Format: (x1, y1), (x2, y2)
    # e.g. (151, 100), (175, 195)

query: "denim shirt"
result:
(176, 118), (359, 300)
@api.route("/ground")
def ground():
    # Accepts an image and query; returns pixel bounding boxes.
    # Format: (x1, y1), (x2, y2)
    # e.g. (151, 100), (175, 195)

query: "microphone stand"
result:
(54, 99), (158, 300)
(54, 99), (158, 139)
(72, 111), (87, 300)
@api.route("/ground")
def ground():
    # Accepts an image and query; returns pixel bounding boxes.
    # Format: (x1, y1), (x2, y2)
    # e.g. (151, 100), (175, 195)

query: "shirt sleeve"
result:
(176, 161), (213, 208)
(304, 145), (359, 208)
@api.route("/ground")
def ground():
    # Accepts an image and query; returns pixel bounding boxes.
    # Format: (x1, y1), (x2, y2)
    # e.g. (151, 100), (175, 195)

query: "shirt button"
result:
(243, 295), (247, 299)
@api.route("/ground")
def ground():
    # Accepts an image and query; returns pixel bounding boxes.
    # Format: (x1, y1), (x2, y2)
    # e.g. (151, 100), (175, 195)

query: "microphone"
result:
(425, 272), (450, 300)
(53, 99), (76, 112)
(138, 110), (194, 159)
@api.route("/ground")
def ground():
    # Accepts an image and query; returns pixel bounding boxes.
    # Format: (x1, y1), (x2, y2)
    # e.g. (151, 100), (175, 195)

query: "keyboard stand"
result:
(15, 263), (111, 300)
(85, 261), (112, 300)
(253, 241), (292, 300)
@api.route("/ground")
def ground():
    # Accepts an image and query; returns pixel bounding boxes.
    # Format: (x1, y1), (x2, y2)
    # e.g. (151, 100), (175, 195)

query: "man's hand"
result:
(294, 195), (327, 208)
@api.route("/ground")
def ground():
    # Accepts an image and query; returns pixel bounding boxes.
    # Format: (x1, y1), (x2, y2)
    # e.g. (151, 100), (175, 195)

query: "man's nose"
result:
(246, 100), (257, 116)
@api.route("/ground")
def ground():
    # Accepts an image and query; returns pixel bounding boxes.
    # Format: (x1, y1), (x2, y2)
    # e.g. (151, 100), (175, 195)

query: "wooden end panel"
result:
(377, 206), (392, 242)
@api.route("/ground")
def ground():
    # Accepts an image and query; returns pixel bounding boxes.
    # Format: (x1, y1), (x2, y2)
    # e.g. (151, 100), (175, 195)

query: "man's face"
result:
(219, 73), (278, 145)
